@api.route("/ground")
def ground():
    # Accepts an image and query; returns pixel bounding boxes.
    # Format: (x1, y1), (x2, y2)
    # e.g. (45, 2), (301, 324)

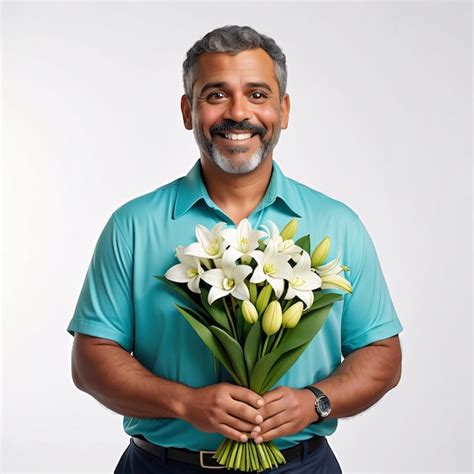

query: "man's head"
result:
(181, 26), (290, 175)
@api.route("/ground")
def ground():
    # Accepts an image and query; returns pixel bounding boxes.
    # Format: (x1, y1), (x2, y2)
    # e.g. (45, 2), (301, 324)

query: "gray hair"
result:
(183, 25), (287, 101)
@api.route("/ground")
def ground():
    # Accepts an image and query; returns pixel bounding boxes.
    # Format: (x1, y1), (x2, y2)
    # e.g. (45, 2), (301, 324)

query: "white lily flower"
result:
(165, 246), (204, 294)
(185, 222), (228, 260)
(315, 252), (352, 293)
(250, 240), (292, 298)
(285, 251), (322, 307)
(263, 221), (303, 261)
(200, 250), (252, 305)
(221, 218), (267, 263)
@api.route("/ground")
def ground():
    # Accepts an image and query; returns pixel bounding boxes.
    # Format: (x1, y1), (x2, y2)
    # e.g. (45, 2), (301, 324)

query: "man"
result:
(68, 25), (403, 473)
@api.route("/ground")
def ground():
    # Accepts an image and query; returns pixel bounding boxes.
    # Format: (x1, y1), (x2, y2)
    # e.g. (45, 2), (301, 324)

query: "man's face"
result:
(181, 48), (290, 175)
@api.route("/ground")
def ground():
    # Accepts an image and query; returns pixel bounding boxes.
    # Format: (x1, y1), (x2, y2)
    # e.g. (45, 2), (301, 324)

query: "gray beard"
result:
(194, 127), (280, 175)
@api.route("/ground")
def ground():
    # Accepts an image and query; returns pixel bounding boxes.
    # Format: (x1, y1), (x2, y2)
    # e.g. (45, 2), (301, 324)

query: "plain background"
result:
(2, 1), (472, 473)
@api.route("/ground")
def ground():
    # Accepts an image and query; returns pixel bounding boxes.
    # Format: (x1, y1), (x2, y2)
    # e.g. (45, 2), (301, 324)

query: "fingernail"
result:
(253, 426), (261, 433)
(240, 434), (248, 443)
(255, 437), (263, 444)
(255, 415), (263, 424)
(257, 399), (264, 407)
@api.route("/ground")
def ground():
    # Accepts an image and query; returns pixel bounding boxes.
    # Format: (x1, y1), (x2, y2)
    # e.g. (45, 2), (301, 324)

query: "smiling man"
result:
(68, 26), (403, 473)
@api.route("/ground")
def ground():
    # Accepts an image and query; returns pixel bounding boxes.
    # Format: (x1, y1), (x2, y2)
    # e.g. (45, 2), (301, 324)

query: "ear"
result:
(180, 94), (193, 130)
(280, 93), (290, 130)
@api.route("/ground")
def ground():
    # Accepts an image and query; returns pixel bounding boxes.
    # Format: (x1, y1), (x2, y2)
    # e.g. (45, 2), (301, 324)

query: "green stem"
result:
(230, 295), (237, 317)
(272, 328), (285, 352)
(223, 297), (237, 339)
(261, 335), (270, 357)
(283, 299), (292, 311)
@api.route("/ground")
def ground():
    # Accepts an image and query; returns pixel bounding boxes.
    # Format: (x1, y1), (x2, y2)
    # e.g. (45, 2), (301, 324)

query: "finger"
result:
(253, 410), (289, 437)
(227, 399), (264, 425)
(219, 423), (250, 443)
(221, 413), (260, 434)
(229, 385), (265, 409)
(262, 387), (285, 404)
(258, 397), (287, 421)
(253, 421), (296, 443)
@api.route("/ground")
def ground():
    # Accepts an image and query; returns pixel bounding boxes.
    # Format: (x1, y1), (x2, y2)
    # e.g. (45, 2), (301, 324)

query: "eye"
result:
(207, 91), (226, 101)
(250, 91), (268, 100)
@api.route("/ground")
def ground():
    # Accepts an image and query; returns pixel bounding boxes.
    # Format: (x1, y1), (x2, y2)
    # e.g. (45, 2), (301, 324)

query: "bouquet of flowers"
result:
(156, 218), (352, 472)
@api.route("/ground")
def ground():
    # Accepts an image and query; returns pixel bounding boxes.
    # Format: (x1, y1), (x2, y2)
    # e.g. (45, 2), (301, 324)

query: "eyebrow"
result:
(198, 81), (274, 95)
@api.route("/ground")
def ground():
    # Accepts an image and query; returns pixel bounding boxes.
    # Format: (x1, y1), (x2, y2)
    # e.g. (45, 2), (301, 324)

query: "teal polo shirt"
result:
(67, 159), (403, 450)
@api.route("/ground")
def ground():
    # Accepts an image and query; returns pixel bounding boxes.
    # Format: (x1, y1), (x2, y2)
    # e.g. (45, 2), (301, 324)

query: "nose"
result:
(223, 94), (252, 122)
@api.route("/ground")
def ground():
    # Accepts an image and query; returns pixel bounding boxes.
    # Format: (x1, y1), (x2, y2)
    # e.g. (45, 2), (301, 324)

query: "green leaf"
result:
(199, 289), (232, 334)
(250, 304), (334, 393)
(260, 344), (310, 394)
(244, 319), (262, 376)
(154, 276), (209, 321)
(175, 305), (241, 384)
(234, 302), (245, 344)
(210, 326), (249, 387)
(306, 292), (343, 313)
(294, 234), (311, 254)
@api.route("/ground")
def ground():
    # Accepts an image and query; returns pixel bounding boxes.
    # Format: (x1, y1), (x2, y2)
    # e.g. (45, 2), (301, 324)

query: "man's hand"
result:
(249, 387), (316, 444)
(183, 382), (265, 442)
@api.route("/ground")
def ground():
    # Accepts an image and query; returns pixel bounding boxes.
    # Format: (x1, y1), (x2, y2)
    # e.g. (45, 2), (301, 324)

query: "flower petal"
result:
(201, 269), (225, 288)
(187, 276), (201, 294)
(294, 289), (314, 308)
(165, 263), (191, 283)
(184, 242), (211, 259)
(221, 250), (238, 276)
(249, 250), (264, 265)
(221, 227), (239, 249)
(250, 265), (266, 283)
(232, 264), (252, 284)
(272, 260), (293, 281)
(231, 282), (250, 301)
(267, 276), (284, 299)
(297, 270), (322, 291)
(208, 286), (230, 305)
(285, 285), (296, 300)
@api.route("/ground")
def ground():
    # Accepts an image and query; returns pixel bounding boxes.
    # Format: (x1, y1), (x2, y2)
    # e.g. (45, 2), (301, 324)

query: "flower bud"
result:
(256, 284), (273, 315)
(249, 282), (258, 305)
(242, 300), (259, 324)
(280, 218), (298, 241)
(311, 237), (331, 268)
(321, 274), (353, 293)
(282, 301), (304, 329)
(262, 300), (282, 336)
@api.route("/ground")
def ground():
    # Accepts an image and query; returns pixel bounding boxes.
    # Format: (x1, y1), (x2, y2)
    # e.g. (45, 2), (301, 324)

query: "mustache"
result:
(210, 120), (267, 137)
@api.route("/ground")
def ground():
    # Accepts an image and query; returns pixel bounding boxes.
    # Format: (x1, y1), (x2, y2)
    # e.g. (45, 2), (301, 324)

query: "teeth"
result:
(224, 133), (252, 140)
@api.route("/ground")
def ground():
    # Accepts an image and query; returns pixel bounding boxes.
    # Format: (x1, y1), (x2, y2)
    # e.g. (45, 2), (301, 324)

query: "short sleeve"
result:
(67, 214), (134, 352)
(341, 216), (403, 357)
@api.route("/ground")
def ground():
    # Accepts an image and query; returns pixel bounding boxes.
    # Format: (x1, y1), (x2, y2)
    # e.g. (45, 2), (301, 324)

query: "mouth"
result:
(215, 132), (259, 142)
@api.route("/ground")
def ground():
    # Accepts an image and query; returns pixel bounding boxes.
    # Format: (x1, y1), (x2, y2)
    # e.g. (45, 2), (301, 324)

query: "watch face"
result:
(316, 396), (331, 417)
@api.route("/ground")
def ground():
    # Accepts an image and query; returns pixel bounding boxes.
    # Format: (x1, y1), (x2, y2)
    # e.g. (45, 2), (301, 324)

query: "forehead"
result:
(193, 48), (278, 91)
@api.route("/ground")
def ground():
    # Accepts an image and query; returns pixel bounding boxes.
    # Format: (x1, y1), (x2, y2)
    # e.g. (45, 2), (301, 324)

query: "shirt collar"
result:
(173, 159), (302, 219)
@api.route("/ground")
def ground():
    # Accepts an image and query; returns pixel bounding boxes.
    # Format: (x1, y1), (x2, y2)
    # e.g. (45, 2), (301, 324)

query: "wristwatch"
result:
(305, 386), (331, 424)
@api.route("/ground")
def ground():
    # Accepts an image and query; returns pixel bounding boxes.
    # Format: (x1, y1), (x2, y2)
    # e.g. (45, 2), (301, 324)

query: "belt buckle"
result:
(199, 450), (225, 469)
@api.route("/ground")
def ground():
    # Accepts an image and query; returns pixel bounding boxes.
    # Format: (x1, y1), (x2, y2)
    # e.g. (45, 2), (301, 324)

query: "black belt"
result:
(132, 435), (325, 469)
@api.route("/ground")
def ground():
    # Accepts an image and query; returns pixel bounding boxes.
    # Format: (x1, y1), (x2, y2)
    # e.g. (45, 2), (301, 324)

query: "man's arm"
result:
(71, 333), (264, 442)
(251, 335), (402, 443)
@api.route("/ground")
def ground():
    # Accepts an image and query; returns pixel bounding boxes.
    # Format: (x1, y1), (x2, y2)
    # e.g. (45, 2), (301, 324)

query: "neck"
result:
(200, 155), (273, 225)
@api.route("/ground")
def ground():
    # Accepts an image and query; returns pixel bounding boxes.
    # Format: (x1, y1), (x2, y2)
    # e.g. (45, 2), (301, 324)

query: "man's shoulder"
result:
(111, 176), (184, 224)
(286, 175), (360, 223)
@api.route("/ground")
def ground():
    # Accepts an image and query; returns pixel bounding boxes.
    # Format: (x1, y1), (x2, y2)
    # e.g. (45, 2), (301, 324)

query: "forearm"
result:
(313, 336), (402, 420)
(72, 334), (189, 419)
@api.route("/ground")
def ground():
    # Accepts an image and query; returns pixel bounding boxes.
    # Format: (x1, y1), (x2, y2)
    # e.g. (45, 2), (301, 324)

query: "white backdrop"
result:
(2, 1), (472, 473)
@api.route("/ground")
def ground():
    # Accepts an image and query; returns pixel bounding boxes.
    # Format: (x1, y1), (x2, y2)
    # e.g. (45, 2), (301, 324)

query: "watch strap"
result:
(305, 385), (328, 424)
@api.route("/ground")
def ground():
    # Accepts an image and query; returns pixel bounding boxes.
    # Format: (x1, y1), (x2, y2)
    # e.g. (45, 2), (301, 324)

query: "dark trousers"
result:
(114, 437), (343, 473)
